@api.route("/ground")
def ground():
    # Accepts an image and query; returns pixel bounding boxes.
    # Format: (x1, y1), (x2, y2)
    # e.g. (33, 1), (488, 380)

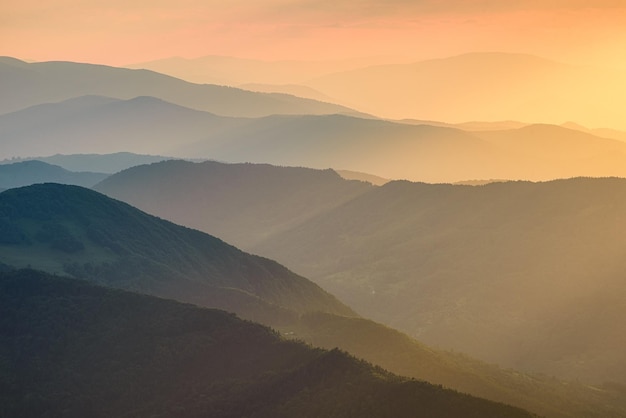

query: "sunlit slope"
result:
(250, 178), (626, 385)
(306, 52), (626, 130)
(1, 269), (539, 418)
(0, 57), (355, 117)
(0, 183), (353, 320)
(472, 124), (626, 178)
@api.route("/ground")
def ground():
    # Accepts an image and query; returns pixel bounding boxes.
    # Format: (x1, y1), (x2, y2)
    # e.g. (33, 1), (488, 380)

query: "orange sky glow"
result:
(3, 1), (626, 68)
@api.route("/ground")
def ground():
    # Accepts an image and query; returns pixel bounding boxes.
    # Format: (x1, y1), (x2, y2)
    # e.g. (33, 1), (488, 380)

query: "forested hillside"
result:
(0, 269), (536, 418)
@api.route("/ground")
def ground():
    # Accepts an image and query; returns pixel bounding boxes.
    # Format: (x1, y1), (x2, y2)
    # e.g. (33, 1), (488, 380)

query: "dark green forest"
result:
(0, 269), (536, 418)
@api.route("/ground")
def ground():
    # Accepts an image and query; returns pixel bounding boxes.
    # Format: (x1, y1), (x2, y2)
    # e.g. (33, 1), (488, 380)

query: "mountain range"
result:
(4, 84), (626, 181)
(1, 153), (175, 174)
(5, 52), (626, 417)
(95, 160), (626, 387)
(2, 183), (624, 417)
(126, 54), (393, 87)
(305, 52), (626, 130)
(0, 57), (356, 118)
(125, 52), (626, 131)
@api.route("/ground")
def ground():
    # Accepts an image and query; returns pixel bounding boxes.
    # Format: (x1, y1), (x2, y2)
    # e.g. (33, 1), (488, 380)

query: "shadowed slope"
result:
(0, 183), (354, 320)
(0, 269), (536, 418)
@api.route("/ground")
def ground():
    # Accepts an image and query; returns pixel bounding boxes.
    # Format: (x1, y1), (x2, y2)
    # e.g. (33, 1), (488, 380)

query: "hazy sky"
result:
(3, 1), (626, 66)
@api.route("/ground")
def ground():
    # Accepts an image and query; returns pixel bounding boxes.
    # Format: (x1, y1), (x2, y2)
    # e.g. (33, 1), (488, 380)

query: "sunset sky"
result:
(3, 1), (626, 68)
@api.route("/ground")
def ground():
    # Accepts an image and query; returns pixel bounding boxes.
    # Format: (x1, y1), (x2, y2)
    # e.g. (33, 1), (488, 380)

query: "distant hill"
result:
(398, 119), (529, 131)
(5, 93), (626, 181)
(305, 52), (626, 130)
(126, 54), (393, 86)
(0, 57), (356, 118)
(6, 181), (625, 417)
(335, 169), (390, 185)
(0, 160), (108, 189)
(0, 183), (353, 321)
(0, 269), (538, 418)
(174, 114), (503, 182)
(95, 160), (373, 248)
(0, 95), (242, 158)
(472, 124), (626, 169)
(238, 83), (339, 104)
(2, 152), (177, 174)
(561, 122), (626, 143)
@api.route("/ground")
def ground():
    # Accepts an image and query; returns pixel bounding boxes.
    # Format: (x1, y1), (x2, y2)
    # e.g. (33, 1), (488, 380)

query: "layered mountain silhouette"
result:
(0, 57), (355, 118)
(4, 87), (626, 181)
(0, 95), (242, 158)
(127, 54), (391, 86)
(95, 161), (626, 388)
(1, 269), (539, 418)
(2, 183), (623, 417)
(96, 160), (372, 248)
(238, 83), (338, 103)
(560, 122), (626, 143)
(176, 119), (626, 182)
(305, 52), (626, 130)
(0, 160), (108, 189)
(4, 152), (175, 174)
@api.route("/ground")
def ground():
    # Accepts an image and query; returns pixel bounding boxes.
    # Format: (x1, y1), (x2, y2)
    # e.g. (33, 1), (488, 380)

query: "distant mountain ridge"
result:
(0, 95), (242, 158)
(304, 52), (626, 130)
(0, 160), (108, 189)
(0, 57), (357, 118)
(1, 152), (176, 174)
(95, 160), (373, 248)
(5, 92), (626, 181)
(126, 54), (396, 86)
